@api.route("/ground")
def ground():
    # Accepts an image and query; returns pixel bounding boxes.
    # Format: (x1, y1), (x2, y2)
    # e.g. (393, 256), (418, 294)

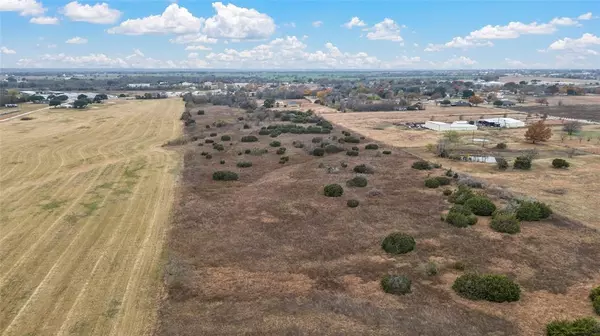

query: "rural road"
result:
(0, 106), (50, 122)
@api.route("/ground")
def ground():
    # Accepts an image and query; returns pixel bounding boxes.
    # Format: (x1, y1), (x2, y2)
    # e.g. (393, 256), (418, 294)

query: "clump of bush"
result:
(365, 144), (379, 150)
(220, 160), (225, 164)
(351, 146), (359, 151)
(381, 275), (411, 295)
(446, 211), (478, 228)
(457, 175), (486, 189)
(424, 178), (440, 188)
(197, 110), (205, 115)
(210, 132), (217, 137)
(343, 136), (360, 143)
(490, 212), (521, 234)
(590, 286), (600, 315)
(346, 150), (359, 156)
(515, 200), (552, 221)
(258, 129), (270, 135)
(452, 273), (521, 302)
(312, 137), (323, 143)
(243, 124), (250, 129)
(325, 144), (345, 154)
(496, 157), (509, 170)
(412, 160), (432, 170)
(347, 199), (359, 208)
(342, 131), (351, 137)
(279, 156), (289, 164)
(381, 232), (416, 254)
(448, 185), (475, 204)
(347, 176), (368, 187)
(270, 141), (281, 147)
(324, 184), (344, 197)
(443, 189), (453, 196)
(293, 141), (304, 148)
(353, 164), (374, 174)
(496, 142), (507, 149)
(236, 161), (252, 168)
(435, 176), (451, 186)
(241, 135), (258, 142)
(205, 154), (212, 159)
(552, 158), (570, 169)
(276, 147), (286, 155)
(546, 317), (600, 336)
(465, 196), (496, 216)
(382, 150), (391, 155)
(212, 143), (225, 151)
(212, 171), (238, 181)
(269, 131), (280, 138)
(220, 135), (231, 141)
(513, 156), (532, 170)
(205, 139), (214, 144)
(312, 148), (325, 156)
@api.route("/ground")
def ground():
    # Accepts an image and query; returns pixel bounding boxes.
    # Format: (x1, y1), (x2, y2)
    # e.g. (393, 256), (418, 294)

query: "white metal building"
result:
(424, 121), (478, 131)
(481, 118), (525, 128)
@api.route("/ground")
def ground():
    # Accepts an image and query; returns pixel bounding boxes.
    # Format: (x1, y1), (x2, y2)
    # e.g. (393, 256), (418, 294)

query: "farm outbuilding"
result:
(479, 117), (525, 128)
(424, 121), (478, 131)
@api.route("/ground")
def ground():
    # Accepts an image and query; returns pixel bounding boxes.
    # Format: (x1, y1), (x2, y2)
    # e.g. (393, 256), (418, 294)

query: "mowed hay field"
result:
(0, 99), (182, 335)
(158, 106), (600, 336)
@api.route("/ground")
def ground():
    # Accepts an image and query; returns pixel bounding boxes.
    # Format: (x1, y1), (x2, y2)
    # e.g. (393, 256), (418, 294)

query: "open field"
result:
(157, 106), (600, 336)
(499, 76), (600, 85)
(513, 104), (600, 122)
(0, 98), (182, 335)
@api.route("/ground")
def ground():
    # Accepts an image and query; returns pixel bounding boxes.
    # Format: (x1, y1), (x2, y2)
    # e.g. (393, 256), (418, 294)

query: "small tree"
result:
(525, 121), (552, 144)
(468, 95), (484, 106)
(535, 98), (548, 106)
(49, 99), (62, 107)
(562, 121), (582, 136)
(77, 94), (88, 100)
(493, 100), (503, 107)
(443, 131), (460, 143)
(516, 95), (526, 103)
(263, 98), (275, 108)
(73, 99), (88, 109)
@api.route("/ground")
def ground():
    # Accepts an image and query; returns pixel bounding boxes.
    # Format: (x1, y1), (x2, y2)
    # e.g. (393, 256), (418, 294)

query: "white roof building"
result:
(424, 121), (477, 132)
(481, 118), (525, 128)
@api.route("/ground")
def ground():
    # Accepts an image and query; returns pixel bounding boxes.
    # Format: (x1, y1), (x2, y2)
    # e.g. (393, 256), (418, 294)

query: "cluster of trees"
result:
(183, 92), (257, 110)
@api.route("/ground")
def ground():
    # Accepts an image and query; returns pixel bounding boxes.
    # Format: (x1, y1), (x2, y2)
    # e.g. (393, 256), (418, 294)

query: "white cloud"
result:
(424, 43), (442, 52)
(66, 36), (88, 44)
(549, 17), (579, 26)
(62, 1), (121, 24)
(40, 53), (129, 67)
(48, 44), (57, 48)
(108, 4), (203, 35)
(202, 2), (275, 40)
(126, 49), (145, 59)
(170, 34), (218, 44)
(188, 52), (199, 58)
(365, 18), (403, 42)
(0, 0), (45, 16)
(302, 35), (308, 40)
(439, 56), (477, 68)
(444, 37), (493, 48)
(312, 20), (323, 28)
(578, 12), (593, 20)
(548, 33), (600, 51)
(1, 47), (17, 54)
(505, 58), (526, 67)
(283, 22), (296, 28)
(413, 43), (419, 47)
(30, 16), (59, 24)
(343, 17), (366, 29)
(185, 45), (212, 51)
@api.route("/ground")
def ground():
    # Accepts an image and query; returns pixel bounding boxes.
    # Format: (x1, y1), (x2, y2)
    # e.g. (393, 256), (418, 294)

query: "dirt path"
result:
(0, 99), (182, 336)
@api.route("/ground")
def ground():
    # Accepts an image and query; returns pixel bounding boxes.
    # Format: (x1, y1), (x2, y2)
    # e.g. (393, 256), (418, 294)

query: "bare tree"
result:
(562, 121), (582, 135)
(516, 95), (526, 103)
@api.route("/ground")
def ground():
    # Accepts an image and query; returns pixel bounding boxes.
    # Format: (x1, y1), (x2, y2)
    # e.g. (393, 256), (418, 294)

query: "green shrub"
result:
(449, 204), (474, 216)
(381, 232), (416, 254)
(347, 176), (368, 187)
(423, 261), (439, 276)
(241, 135), (258, 142)
(350, 146), (359, 151)
(343, 136), (360, 143)
(381, 275), (411, 295)
(435, 176), (451, 186)
(445, 169), (454, 177)
(546, 317), (600, 336)
(213, 143), (225, 151)
(496, 157), (509, 170)
(448, 185), (475, 204)
(490, 213), (520, 234)
(515, 201), (552, 221)
(279, 156), (289, 164)
(325, 144), (345, 154)
(293, 141), (304, 148)
(324, 184), (344, 197)
(243, 124), (250, 129)
(452, 273), (521, 302)
(220, 135), (231, 141)
(433, 163), (442, 168)
(342, 131), (351, 136)
(424, 178), (440, 188)
(276, 147), (286, 155)
(258, 129), (270, 135)
(220, 160), (225, 164)
(452, 261), (466, 271)
(205, 154), (212, 159)
(270, 131), (280, 138)
(197, 110), (205, 115)
(244, 149), (251, 154)
(312, 148), (325, 156)
(340, 162), (348, 168)
(552, 158), (570, 169)
(446, 211), (478, 227)
(346, 150), (359, 156)
(347, 199), (359, 208)
(443, 189), (452, 196)
(236, 161), (252, 168)
(270, 141), (281, 147)
(513, 156), (532, 170)
(382, 150), (391, 155)
(212, 171), (238, 181)
(594, 297), (600, 316)
(210, 132), (217, 137)
(205, 139), (214, 144)
(365, 144), (379, 150)
(412, 160), (432, 170)
(353, 164), (374, 174)
(496, 142), (507, 149)
(312, 137), (323, 143)
(465, 196), (496, 216)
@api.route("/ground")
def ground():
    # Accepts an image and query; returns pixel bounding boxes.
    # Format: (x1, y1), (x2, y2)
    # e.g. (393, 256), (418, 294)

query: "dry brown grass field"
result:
(0, 98), (182, 336)
(157, 105), (600, 336)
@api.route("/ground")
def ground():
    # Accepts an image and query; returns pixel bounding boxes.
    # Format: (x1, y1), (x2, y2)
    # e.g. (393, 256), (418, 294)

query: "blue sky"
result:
(1, 0), (599, 69)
